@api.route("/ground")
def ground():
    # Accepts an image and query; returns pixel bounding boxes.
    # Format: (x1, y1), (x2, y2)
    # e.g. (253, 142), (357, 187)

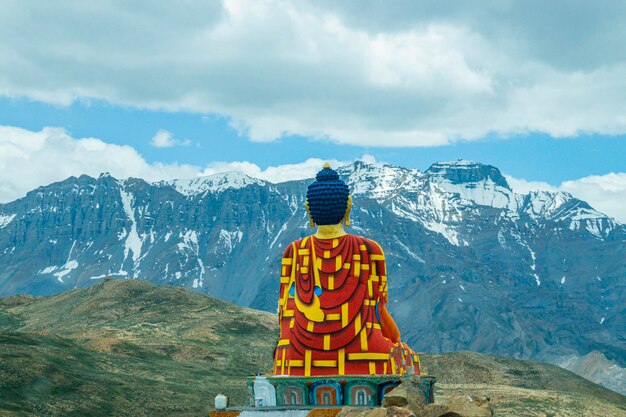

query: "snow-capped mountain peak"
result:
(427, 160), (511, 189)
(338, 161), (423, 198)
(424, 160), (518, 210)
(159, 171), (266, 196)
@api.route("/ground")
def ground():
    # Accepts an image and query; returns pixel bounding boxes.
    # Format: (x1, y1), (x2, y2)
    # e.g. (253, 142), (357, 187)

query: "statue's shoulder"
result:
(347, 234), (384, 256)
(281, 237), (306, 258)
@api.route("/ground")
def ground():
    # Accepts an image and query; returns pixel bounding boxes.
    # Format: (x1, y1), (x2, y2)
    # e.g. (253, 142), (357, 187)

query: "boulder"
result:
(342, 382), (493, 417)
(336, 407), (377, 417)
(337, 406), (414, 417)
(423, 395), (493, 417)
(381, 380), (426, 416)
(385, 406), (416, 417)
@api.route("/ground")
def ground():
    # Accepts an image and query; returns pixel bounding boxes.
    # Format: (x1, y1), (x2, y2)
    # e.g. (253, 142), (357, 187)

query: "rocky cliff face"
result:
(0, 160), (624, 391)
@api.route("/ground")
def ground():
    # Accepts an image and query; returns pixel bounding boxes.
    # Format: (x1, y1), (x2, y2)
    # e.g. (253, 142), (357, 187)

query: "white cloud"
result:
(0, 125), (199, 202)
(150, 129), (191, 148)
(1, 1), (626, 146)
(507, 173), (626, 223)
(0, 125), (374, 202)
(505, 176), (557, 194)
(560, 173), (626, 224)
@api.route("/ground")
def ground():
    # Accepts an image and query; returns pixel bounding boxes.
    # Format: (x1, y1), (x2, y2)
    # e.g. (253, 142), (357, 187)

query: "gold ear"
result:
(343, 195), (352, 227)
(305, 200), (315, 228)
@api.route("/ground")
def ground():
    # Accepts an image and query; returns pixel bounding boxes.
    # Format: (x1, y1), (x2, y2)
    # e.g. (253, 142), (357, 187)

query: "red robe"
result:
(273, 234), (412, 376)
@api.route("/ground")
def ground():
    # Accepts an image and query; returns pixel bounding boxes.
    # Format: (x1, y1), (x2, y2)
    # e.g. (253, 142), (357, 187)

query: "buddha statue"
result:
(274, 163), (419, 376)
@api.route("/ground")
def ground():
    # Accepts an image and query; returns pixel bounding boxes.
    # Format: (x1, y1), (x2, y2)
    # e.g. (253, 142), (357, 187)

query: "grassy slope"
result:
(0, 279), (276, 417)
(423, 352), (626, 416)
(0, 279), (624, 417)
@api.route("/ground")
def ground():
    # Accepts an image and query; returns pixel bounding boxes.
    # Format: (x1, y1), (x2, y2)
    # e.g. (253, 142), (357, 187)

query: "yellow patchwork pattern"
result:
(305, 350), (312, 376)
(354, 312), (362, 336)
(347, 352), (390, 360)
(313, 360), (337, 367)
(360, 328), (368, 351)
(369, 361), (376, 374)
(324, 334), (331, 350)
(338, 348), (345, 375)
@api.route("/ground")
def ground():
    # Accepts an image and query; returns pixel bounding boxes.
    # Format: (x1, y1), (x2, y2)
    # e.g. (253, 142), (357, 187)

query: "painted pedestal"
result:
(209, 375), (435, 417)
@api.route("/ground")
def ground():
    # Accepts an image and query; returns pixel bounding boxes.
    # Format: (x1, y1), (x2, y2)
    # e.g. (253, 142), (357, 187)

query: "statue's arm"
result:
(370, 241), (401, 343)
(277, 243), (295, 321)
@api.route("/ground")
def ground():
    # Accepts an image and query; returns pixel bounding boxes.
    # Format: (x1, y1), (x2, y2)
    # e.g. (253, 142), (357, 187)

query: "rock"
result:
(341, 391), (493, 417)
(385, 406), (416, 417)
(423, 395), (493, 417)
(420, 405), (449, 417)
(381, 380), (426, 416)
(336, 406), (376, 417)
(369, 408), (389, 417)
(338, 406), (415, 417)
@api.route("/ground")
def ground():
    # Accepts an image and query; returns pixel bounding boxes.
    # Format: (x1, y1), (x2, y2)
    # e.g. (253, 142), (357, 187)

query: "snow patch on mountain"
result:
(270, 223), (287, 249)
(0, 213), (16, 228)
(216, 229), (243, 253)
(568, 211), (615, 238)
(54, 260), (79, 283)
(178, 230), (199, 253)
(119, 187), (143, 265)
(424, 221), (464, 246)
(394, 238), (425, 263)
(38, 260), (79, 283)
(39, 266), (58, 274)
(523, 191), (571, 218)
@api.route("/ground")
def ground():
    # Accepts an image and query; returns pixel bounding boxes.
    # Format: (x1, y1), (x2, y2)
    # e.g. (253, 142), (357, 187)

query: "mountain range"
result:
(0, 160), (624, 393)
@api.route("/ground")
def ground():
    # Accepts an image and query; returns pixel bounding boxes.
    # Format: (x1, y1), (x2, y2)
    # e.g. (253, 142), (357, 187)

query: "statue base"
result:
(246, 374), (435, 408)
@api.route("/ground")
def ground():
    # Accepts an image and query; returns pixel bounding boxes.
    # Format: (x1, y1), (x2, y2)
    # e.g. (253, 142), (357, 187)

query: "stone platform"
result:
(210, 406), (344, 417)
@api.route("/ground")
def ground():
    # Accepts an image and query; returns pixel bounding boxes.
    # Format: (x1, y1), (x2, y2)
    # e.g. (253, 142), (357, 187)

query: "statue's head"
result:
(306, 163), (351, 226)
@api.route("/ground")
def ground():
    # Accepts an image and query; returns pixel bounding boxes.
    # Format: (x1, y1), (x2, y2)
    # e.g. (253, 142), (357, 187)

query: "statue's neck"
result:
(314, 223), (346, 239)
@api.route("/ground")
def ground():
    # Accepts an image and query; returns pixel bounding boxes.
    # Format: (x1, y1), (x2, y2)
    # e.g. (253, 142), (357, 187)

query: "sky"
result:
(1, 1), (625, 221)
